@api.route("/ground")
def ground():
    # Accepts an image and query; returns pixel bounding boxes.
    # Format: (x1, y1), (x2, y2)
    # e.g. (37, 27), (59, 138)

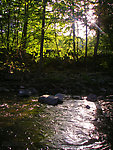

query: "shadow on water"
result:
(0, 96), (112, 149)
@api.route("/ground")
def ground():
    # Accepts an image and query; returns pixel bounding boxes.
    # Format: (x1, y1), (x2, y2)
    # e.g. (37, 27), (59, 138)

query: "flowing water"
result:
(0, 96), (112, 150)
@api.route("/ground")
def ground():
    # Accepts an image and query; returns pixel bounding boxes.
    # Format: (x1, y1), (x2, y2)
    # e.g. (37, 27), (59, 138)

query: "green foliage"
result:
(0, 0), (113, 72)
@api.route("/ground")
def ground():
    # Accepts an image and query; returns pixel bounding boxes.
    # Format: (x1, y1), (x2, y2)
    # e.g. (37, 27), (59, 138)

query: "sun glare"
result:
(63, 7), (96, 38)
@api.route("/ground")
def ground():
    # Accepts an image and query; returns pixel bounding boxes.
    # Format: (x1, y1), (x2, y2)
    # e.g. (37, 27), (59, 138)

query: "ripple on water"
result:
(44, 99), (110, 149)
(0, 98), (111, 149)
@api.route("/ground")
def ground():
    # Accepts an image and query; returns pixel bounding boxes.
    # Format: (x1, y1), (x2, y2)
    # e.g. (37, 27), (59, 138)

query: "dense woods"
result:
(0, 1), (113, 149)
(0, 0), (113, 72)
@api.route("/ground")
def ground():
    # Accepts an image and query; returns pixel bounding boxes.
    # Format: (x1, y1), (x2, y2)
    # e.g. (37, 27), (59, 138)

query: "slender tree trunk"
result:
(22, 2), (29, 51)
(84, 0), (88, 59)
(17, 21), (19, 46)
(54, 0), (59, 56)
(40, 0), (46, 64)
(94, 29), (100, 57)
(76, 22), (79, 61)
(1, 24), (4, 44)
(16, 6), (20, 56)
(84, 20), (88, 72)
(94, 0), (101, 57)
(83, 0), (88, 62)
(93, 0), (101, 71)
(0, 6), (4, 44)
(54, 25), (59, 56)
(7, 9), (10, 52)
(85, 20), (88, 58)
(6, 2), (10, 70)
(13, 14), (17, 44)
(72, 22), (76, 60)
(54, 7), (59, 56)
(83, 0), (88, 72)
(71, 1), (76, 60)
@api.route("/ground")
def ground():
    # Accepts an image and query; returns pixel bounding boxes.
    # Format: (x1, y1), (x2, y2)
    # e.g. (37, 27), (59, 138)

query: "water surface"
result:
(0, 96), (112, 149)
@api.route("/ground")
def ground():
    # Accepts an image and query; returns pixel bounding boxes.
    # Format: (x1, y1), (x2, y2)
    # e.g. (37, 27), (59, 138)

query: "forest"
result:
(0, 0), (113, 73)
(0, 1), (113, 149)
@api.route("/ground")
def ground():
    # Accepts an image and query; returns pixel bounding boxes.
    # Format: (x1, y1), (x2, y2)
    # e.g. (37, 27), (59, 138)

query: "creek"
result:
(0, 96), (112, 150)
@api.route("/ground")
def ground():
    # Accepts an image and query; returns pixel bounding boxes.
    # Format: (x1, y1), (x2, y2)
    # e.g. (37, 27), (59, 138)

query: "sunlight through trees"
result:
(0, 0), (113, 71)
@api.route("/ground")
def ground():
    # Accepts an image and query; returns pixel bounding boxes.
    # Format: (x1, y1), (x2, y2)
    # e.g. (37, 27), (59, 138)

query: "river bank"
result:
(0, 71), (113, 97)
(0, 70), (113, 149)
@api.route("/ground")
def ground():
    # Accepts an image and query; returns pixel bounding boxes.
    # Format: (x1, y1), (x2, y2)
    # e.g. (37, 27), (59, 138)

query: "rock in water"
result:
(18, 88), (37, 97)
(38, 95), (60, 106)
(28, 88), (37, 95)
(87, 94), (97, 102)
(86, 105), (90, 109)
(38, 93), (65, 106)
(55, 93), (64, 104)
(18, 89), (31, 97)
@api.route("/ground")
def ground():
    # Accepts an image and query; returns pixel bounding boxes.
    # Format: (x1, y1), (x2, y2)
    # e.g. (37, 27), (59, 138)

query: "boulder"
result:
(72, 95), (83, 100)
(18, 87), (37, 97)
(0, 87), (10, 92)
(28, 87), (37, 95)
(55, 93), (65, 103)
(87, 94), (97, 102)
(18, 89), (32, 97)
(86, 105), (90, 109)
(38, 93), (64, 106)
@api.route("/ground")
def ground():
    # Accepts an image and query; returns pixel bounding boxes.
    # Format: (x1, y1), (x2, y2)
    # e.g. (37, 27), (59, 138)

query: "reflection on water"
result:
(46, 100), (100, 149)
(0, 97), (112, 149)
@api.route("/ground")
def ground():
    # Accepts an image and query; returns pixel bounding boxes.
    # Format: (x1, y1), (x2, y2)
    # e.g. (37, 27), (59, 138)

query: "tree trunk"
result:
(54, 25), (59, 56)
(94, 0), (101, 57)
(16, 6), (20, 56)
(76, 22), (79, 61)
(40, 0), (46, 64)
(55, 0), (59, 55)
(85, 21), (88, 58)
(94, 29), (100, 57)
(84, 0), (88, 59)
(0, 23), (4, 44)
(72, 22), (76, 60)
(83, 0), (89, 71)
(72, 1), (76, 60)
(7, 9), (10, 52)
(21, 2), (29, 51)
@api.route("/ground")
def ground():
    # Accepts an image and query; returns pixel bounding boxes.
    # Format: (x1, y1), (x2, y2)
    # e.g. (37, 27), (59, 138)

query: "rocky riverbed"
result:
(0, 71), (113, 149)
(0, 71), (113, 96)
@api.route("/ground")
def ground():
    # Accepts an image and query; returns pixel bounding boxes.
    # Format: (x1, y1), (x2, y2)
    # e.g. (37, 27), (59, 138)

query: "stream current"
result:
(0, 97), (112, 149)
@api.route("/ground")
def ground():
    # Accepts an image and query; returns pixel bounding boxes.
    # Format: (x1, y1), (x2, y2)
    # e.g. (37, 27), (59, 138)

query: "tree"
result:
(21, 1), (30, 51)
(1, 0), (112, 71)
(40, 0), (46, 64)
(83, 0), (89, 59)
(100, 0), (113, 50)
(93, 0), (101, 57)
